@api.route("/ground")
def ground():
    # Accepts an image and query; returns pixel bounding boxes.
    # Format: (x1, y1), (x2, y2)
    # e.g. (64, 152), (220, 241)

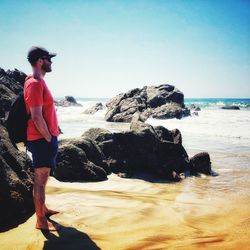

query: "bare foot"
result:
(45, 208), (60, 216)
(36, 217), (61, 231)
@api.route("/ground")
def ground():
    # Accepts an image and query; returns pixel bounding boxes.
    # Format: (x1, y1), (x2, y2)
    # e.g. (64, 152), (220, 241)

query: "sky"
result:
(0, 0), (249, 98)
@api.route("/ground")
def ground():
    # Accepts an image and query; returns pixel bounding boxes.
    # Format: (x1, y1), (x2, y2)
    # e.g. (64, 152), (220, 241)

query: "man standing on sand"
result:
(24, 46), (60, 231)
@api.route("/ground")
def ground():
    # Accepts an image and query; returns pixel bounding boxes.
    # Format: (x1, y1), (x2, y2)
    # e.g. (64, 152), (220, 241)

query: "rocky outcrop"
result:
(83, 102), (104, 114)
(105, 84), (190, 122)
(0, 124), (34, 229)
(55, 122), (188, 181)
(221, 106), (240, 110)
(0, 68), (26, 118)
(55, 96), (82, 107)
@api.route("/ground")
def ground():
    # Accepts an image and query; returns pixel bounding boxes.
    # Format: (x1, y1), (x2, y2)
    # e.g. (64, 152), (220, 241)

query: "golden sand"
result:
(0, 173), (250, 250)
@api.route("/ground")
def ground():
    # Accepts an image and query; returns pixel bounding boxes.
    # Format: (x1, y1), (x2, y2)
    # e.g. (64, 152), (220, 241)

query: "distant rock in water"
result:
(0, 124), (34, 229)
(0, 67), (26, 118)
(190, 104), (201, 111)
(55, 96), (82, 107)
(221, 106), (240, 110)
(105, 84), (190, 122)
(83, 102), (104, 114)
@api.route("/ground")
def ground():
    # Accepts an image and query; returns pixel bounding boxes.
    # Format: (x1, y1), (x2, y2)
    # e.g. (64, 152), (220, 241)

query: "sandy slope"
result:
(0, 174), (249, 250)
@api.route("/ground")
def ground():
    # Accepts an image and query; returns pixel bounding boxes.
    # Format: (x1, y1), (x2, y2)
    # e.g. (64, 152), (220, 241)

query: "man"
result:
(24, 46), (60, 231)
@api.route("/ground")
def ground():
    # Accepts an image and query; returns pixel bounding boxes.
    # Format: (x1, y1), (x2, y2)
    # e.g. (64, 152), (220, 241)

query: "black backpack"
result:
(6, 92), (30, 144)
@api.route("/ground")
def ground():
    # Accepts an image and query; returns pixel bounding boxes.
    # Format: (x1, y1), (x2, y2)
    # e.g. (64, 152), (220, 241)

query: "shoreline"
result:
(1, 167), (250, 250)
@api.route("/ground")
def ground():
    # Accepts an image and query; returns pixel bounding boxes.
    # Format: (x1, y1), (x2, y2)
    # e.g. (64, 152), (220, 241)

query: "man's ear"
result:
(38, 58), (43, 64)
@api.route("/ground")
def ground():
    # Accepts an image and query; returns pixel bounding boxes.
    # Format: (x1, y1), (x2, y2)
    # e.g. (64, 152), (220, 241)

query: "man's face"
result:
(41, 57), (52, 72)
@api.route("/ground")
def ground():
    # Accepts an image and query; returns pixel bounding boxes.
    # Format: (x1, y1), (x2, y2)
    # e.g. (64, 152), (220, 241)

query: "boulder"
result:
(81, 123), (190, 180)
(55, 96), (82, 107)
(189, 152), (211, 175)
(53, 138), (108, 182)
(105, 84), (190, 122)
(0, 124), (34, 230)
(83, 102), (104, 114)
(0, 68), (26, 118)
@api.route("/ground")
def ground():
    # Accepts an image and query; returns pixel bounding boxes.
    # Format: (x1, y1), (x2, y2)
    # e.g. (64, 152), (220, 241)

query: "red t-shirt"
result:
(24, 75), (59, 141)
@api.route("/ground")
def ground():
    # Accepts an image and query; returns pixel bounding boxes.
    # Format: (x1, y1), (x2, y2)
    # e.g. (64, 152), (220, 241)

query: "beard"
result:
(42, 62), (52, 72)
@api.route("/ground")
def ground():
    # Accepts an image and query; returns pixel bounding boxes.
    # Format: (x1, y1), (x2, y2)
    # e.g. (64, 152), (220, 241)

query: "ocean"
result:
(55, 97), (250, 248)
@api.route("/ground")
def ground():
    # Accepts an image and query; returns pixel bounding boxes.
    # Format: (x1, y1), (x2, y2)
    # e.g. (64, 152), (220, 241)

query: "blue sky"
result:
(0, 0), (249, 98)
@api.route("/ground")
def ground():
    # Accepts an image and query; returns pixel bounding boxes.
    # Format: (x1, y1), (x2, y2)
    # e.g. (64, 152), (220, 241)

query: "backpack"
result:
(6, 92), (30, 144)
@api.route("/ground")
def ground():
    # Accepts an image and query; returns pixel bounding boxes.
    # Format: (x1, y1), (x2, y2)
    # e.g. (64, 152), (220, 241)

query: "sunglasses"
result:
(41, 56), (52, 62)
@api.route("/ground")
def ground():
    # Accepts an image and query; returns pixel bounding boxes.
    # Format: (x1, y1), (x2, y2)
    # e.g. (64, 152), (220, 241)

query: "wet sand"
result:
(1, 157), (250, 250)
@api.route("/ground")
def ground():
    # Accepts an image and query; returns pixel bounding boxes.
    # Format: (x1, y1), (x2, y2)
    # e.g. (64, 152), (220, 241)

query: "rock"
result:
(55, 122), (193, 182)
(221, 106), (240, 110)
(192, 111), (199, 116)
(83, 102), (104, 114)
(53, 138), (108, 182)
(54, 122), (214, 182)
(0, 68), (26, 118)
(81, 123), (190, 179)
(55, 96), (82, 107)
(148, 103), (190, 119)
(189, 152), (211, 175)
(105, 84), (190, 122)
(0, 124), (34, 229)
(6, 69), (27, 87)
(190, 104), (201, 111)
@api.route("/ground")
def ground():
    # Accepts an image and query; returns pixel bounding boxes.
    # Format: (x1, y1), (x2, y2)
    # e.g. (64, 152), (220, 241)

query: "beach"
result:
(1, 98), (250, 250)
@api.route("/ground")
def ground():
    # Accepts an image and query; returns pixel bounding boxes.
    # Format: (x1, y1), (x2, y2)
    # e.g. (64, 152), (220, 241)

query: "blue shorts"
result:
(27, 136), (58, 168)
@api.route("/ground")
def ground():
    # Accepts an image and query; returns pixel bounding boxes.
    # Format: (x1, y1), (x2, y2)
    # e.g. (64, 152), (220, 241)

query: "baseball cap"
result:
(27, 46), (57, 64)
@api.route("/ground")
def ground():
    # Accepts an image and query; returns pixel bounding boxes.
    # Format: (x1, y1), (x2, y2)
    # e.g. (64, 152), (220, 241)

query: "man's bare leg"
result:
(42, 174), (60, 216)
(33, 167), (60, 230)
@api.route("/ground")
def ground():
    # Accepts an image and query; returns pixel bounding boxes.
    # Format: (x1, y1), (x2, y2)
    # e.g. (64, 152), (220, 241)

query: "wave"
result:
(185, 98), (250, 109)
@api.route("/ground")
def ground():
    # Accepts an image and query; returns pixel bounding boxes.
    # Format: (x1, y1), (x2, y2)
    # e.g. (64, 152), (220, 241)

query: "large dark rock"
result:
(53, 138), (108, 182)
(105, 84), (190, 122)
(55, 96), (82, 107)
(0, 124), (34, 230)
(0, 67), (26, 118)
(54, 120), (214, 182)
(81, 122), (190, 180)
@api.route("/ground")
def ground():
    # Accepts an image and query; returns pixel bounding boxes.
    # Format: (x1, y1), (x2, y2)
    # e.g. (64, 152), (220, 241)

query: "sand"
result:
(1, 172), (250, 250)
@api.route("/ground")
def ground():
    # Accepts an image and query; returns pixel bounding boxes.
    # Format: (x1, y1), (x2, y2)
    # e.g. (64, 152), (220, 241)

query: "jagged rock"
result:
(6, 69), (27, 87)
(105, 84), (190, 122)
(0, 124), (34, 229)
(83, 102), (104, 114)
(54, 142), (107, 182)
(55, 96), (82, 107)
(81, 123), (189, 179)
(221, 106), (240, 110)
(0, 68), (26, 118)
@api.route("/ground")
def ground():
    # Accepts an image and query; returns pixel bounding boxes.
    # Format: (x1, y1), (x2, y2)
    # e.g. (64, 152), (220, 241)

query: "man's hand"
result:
(30, 106), (52, 141)
(45, 134), (52, 143)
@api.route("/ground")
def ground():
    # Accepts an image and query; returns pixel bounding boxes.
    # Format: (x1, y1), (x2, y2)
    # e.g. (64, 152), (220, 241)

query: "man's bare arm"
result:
(30, 106), (52, 142)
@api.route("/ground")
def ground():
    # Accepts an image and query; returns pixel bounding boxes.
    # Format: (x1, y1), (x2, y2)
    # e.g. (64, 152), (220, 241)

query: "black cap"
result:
(27, 46), (57, 64)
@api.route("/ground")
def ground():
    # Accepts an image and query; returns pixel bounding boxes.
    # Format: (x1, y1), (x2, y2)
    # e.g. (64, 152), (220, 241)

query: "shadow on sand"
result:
(42, 218), (101, 250)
